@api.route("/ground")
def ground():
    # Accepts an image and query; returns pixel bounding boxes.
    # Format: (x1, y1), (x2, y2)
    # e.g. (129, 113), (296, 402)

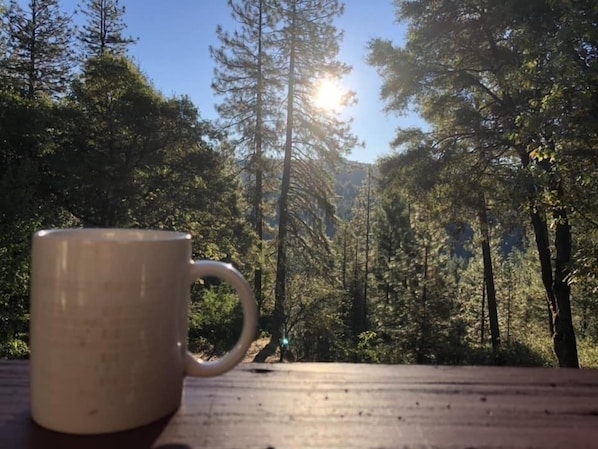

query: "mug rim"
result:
(34, 228), (191, 243)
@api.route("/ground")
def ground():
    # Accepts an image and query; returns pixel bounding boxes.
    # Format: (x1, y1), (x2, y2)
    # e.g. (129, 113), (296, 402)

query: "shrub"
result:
(188, 286), (243, 356)
(1, 338), (29, 359)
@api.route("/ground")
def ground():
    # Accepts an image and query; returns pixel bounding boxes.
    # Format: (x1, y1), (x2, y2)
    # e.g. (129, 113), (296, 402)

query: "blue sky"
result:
(55, 0), (427, 164)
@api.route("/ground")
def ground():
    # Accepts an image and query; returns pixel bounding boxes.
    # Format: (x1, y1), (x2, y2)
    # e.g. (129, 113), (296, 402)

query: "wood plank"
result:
(1, 361), (597, 448)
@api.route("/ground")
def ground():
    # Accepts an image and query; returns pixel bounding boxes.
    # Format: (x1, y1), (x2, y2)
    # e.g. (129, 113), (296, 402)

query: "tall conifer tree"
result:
(211, 0), (282, 315)
(367, 0), (598, 367)
(213, 0), (357, 358)
(270, 0), (357, 353)
(4, 0), (73, 98)
(76, 0), (135, 58)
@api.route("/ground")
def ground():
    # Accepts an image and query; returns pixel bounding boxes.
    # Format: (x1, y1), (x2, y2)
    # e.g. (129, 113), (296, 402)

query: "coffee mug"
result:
(29, 228), (258, 434)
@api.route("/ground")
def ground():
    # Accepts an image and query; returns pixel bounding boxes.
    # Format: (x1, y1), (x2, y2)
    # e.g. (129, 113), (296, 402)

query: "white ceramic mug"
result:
(29, 228), (258, 434)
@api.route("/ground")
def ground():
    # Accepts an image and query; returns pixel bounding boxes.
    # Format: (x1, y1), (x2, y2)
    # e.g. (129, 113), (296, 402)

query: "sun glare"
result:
(314, 78), (343, 111)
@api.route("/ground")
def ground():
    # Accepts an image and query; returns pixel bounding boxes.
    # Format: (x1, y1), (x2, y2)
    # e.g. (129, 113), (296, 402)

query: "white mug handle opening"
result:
(185, 260), (258, 377)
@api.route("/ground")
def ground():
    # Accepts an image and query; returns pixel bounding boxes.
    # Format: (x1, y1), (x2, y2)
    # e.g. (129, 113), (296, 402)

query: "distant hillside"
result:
(335, 159), (371, 219)
(237, 157), (373, 235)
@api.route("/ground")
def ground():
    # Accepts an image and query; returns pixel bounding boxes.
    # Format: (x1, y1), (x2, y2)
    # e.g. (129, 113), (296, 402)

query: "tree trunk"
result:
(480, 277), (486, 345)
(417, 242), (429, 364)
(552, 205), (579, 367)
(255, 0), (296, 362)
(341, 226), (347, 289)
(529, 210), (557, 335)
(253, 0), (265, 319)
(506, 270), (512, 343)
(27, 2), (38, 100)
(520, 151), (578, 367)
(352, 236), (362, 337)
(363, 168), (371, 331)
(385, 222), (393, 304)
(477, 193), (501, 353)
(100, 1), (106, 54)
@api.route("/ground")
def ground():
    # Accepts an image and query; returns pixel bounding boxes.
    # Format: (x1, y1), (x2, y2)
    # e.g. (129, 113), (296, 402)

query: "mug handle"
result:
(184, 260), (258, 377)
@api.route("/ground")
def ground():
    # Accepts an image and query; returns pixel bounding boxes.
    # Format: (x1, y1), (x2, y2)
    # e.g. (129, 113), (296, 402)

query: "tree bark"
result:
(341, 226), (347, 289)
(477, 193), (501, 353)
(352, 236), (363, 337)
(519, 151), (578, 367)
(255, 0), (296, 362)
(253, 0), (265, 319)
(416, 242), (429, 364)
(529, 210), (557, 335)
(480, 277), (486, 345)
(552, 205), (579, 367)
(363, 168), (371, 331)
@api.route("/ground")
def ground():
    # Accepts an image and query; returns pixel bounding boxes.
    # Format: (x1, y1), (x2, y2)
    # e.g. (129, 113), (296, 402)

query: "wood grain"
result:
(1, 361), (597, 448)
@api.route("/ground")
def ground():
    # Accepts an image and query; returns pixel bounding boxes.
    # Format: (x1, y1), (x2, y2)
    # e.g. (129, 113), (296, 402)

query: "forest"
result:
(1, 0), (597, 369)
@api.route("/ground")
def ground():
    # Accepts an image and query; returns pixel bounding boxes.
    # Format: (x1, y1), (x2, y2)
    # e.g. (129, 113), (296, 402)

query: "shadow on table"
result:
(1, 409), (188, 449)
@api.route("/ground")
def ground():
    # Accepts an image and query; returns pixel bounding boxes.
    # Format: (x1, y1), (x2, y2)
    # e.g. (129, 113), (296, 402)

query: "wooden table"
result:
(1, 361), (598, 448)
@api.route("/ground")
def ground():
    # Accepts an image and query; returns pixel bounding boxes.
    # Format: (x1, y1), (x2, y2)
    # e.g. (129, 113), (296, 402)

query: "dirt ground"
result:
(242, 337), (279, 363)
(195, 337), (279, 364)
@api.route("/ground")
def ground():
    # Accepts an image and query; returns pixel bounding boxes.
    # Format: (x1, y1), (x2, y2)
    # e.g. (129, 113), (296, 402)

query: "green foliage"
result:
(354, 331), (392, 364)
(50, 54), (166, 227)
(0, 51), (254, 357)
(464, 341), (554, 367)
(288, 278), (351, 362)
(77, 0), (136, 58)
(2, 0), (598, 370)
(188, 286), (243, 356)
(47, 54), (254, 261)
(371, 177), (466, 364)
(0, 82), (60, 357)
(1, 337), (29, 359)
(353, 331), (554, 368)
(578, 337), (598, 369)
(366, 0), (598, 368)
(4, 0), (73, 98)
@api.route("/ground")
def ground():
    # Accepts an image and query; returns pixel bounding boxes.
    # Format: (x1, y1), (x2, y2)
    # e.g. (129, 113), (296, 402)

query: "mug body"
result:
(30, 229), (191, 434)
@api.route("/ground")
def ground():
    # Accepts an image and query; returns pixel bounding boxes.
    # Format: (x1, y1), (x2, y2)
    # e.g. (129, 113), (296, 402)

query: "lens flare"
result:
(314, 78), (343, 110)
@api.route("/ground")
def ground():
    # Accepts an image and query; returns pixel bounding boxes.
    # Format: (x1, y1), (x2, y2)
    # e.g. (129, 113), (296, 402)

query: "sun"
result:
(314, 78), (343, 110)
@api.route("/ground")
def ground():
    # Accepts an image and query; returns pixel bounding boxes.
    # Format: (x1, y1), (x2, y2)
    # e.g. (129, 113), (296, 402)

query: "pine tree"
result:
(0, 0), (72, 356)
(269, 0), (357, 356)
(49, 54), (253, 261)
(367, 0), (596, 368)
(373, 161), (464, 364)
(0, 1), (8, 63)
(76, 0), (135, 59)
(50, 54), (166, 227)
(372, 161), (413, 319)
(344, 168), (375, 337)
(4, 0), (73, 98)
(211, 0), (282, 316)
